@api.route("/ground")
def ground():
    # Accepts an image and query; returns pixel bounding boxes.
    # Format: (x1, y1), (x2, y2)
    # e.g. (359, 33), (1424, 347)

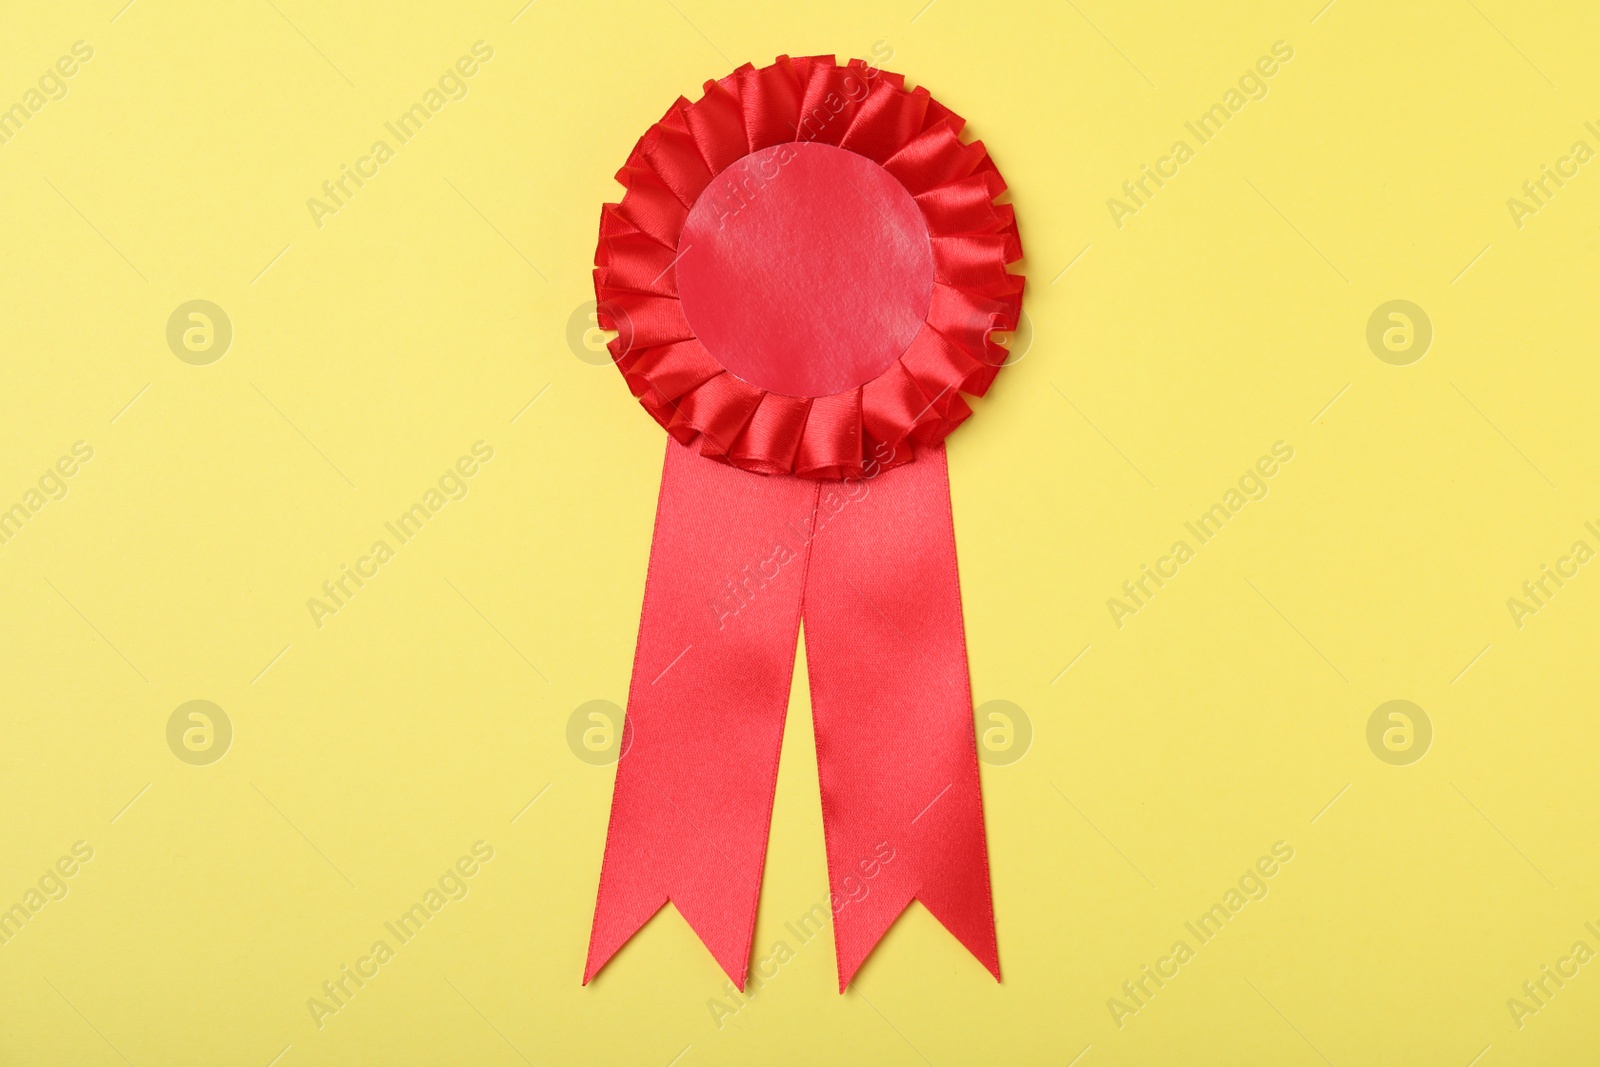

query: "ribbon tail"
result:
(802, 443), (999, 990)
(585, 439), (819, 990)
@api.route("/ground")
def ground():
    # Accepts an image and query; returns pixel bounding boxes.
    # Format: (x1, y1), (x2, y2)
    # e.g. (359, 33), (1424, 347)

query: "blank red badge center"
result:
(676, 142), (935, 399)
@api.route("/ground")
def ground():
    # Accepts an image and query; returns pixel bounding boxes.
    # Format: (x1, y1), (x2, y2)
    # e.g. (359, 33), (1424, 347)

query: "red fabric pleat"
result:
(739, 56), (804, 150)
(600, 291), (693, 349)
(684, 78), (749, 174)
(839, 82), (930, 163)
(595, 232), (682, 297)
(620, 340), (722, 402)
(795, 60), (863, 145)
(613, 166), (689, 248)
(731, 392), (812, 473)
(585, 439), (998, 990)
(639, 121), (714, 207)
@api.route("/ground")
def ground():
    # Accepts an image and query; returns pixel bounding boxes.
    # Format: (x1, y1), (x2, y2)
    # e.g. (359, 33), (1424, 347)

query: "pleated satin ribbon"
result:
(585, 54), (1021, 991)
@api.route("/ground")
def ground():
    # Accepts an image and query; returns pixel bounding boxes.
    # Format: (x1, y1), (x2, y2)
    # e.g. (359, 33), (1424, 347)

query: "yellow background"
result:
(2, 0), (1597, 1063)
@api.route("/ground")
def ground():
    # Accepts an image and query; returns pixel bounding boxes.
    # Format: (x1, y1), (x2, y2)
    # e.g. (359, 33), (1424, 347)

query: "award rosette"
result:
(585, 55), (1024, 991)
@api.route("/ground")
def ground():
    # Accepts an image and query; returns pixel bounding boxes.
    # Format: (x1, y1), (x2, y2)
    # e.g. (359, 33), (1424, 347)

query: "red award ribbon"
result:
(585, 55), (1024, 991)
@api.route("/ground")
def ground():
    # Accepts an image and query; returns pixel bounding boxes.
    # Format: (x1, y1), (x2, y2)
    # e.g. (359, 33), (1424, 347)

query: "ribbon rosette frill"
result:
(586, 55), (1023, 991)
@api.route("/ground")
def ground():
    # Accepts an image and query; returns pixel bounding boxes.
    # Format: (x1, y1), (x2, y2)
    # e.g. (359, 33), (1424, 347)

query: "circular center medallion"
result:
(676, 141), (935, 399)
